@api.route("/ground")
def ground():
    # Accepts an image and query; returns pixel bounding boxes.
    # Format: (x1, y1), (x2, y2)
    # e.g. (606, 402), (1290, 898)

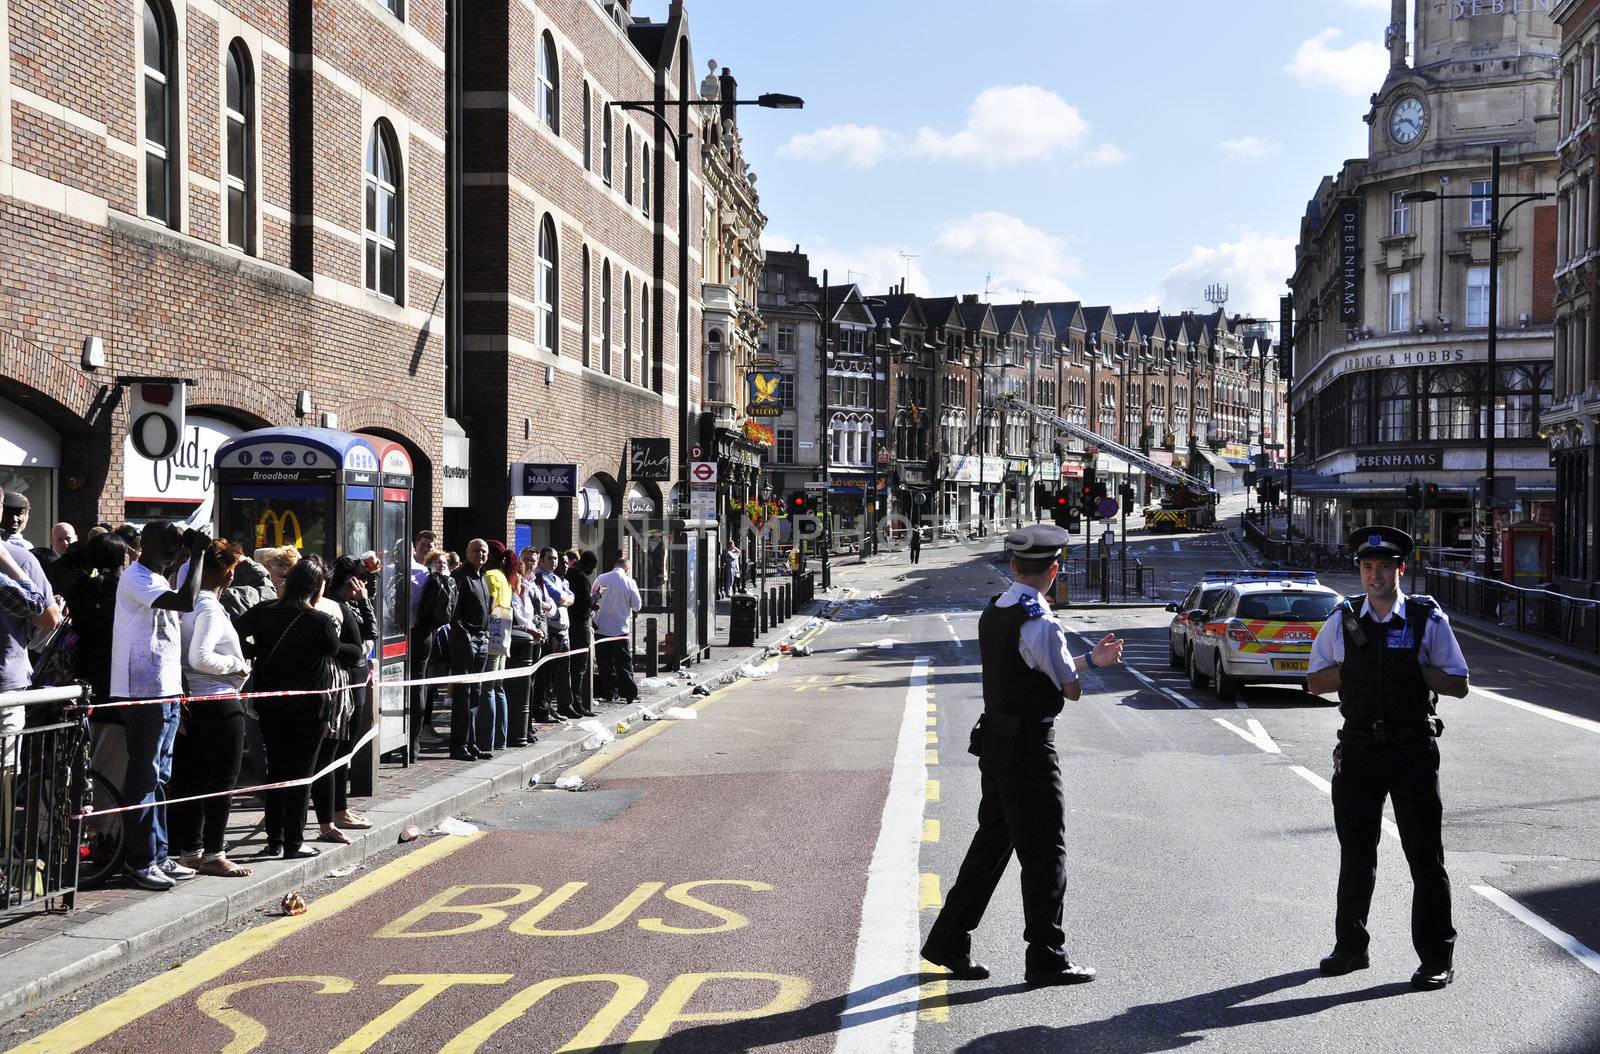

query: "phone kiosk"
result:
(213, 427), (413, 794)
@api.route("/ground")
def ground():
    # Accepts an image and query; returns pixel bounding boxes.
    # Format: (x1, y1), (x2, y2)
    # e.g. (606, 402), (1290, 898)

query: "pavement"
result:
(4, 525), (1598, 1053)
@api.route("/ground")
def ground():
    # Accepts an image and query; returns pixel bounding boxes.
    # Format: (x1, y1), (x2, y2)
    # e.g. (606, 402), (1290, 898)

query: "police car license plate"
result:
(1273, 659), (1309, 672)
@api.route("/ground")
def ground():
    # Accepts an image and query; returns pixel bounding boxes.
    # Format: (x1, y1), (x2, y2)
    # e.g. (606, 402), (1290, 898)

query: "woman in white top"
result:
(169, 541), (253, 877)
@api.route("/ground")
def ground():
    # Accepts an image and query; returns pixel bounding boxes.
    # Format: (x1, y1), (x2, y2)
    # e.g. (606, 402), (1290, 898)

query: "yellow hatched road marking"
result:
(919, 873), (942, 910)
(925, 715), (937, 727)
(925, 750), (939, 766)
(922, 819), (941, 843)
(917, 976), (950, 1022)
(926, 702), (937, 713)
(926, 779), (940, 802)
(925, 731), (938, 745)
(5, 835), (483, 1054)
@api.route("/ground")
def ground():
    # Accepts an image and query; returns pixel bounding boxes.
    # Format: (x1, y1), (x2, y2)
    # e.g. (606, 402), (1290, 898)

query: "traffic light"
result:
(1051, 489), (1073, 528)
(1119, 482), (1136, 508)
(1423, 481), (1440, 509)
(1081, 466), (1100, 518)
(789, 492), (809, 516)
(1406, 479), (1423, 511)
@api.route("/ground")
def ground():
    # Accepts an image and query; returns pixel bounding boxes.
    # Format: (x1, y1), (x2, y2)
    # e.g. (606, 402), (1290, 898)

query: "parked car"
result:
(1186, 575), (1341, 703)
(1164, 569), (1314, 670)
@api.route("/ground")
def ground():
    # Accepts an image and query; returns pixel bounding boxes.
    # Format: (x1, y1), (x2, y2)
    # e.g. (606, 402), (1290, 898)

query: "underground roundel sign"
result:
(129, 382), (187, 461)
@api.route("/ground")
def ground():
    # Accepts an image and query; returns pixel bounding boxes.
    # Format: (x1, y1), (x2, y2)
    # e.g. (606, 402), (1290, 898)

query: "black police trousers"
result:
(1331, 735), (1455, 968)
(924, 715), (1069, 974)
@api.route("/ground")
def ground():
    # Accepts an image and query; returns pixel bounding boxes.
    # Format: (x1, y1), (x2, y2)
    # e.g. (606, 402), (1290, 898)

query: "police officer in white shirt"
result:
(1306, 525), (1469, 991)
(922, 524), (1123, 987)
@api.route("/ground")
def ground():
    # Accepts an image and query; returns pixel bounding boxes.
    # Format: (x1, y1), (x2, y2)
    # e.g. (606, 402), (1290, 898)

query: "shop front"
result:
(122, 414), (244, 528)
(1003, 457), (1032, 524)
(0, 394), (60, 547)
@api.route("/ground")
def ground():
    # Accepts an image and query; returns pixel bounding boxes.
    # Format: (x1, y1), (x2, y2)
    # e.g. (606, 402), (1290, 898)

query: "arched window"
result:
(537, 215), (558, 354)
(640, 284), (651, 387)
(581, 247), (591, 367)
(1377, 371), (1414, 442)
(601, 260), (612, 373)
(602, 105), (613, 186)
(1427, 367), (1474, 440)
(830, 413), (847, 465)
(364, 121), (402, 301)
(641, 144), (651, 216)
(582, 81), (592, 170)
(624, 126), (634, 204)
(1495, 363), (1551, 439)
(537, 32), (559, 133)
(705, 330), (724, 402)
(622, 273), (633, 382)
(1347, 374), (1372, 445)
(142, 0), (178, 225)
(225, 40), (254, 252)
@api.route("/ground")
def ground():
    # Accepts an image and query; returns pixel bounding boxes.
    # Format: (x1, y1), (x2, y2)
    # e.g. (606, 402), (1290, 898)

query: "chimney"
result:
(1021, 299), (1035, 309)
(719, 67), (739, 131)
(962, 293), (979, 305)
(1388, 0), (1408, 70)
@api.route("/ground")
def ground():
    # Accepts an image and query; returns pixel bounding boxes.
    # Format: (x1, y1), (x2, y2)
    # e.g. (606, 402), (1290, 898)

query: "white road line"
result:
(1213, 717), (1281, 754)
(835, 656), (931, 1054)
(1290, 765), (1399, 839)
(1471, 884), (1600, 978)
(1470, 685), (1600, 737)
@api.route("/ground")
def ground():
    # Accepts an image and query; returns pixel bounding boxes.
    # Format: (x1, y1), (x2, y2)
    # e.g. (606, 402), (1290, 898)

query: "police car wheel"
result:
(1187, 649), (1210, 689)
(1214, 658), (1240, 704)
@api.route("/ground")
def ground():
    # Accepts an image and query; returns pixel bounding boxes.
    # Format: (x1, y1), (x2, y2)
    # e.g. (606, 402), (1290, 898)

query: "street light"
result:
(1401, 145), (1551, 584)
(606, 87), (803, 668)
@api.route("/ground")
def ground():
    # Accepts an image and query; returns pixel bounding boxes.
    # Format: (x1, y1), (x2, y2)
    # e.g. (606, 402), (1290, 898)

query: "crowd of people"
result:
(0, 485), (644, 895)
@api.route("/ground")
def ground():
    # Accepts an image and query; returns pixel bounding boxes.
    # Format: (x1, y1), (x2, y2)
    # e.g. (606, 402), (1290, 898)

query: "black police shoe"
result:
(1411, 965), (1454, 990)
(920, 947), (990, 980)
(1024, 962), (1097, 987)
(1318, 950), (1370, 976)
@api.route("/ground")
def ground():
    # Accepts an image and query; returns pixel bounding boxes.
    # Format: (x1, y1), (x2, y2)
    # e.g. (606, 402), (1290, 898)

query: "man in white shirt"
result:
(592, 555), (642, 703)
(533, 547), (584, 718)
(111, 521), (207, 891)
(408, 530), (435, 625)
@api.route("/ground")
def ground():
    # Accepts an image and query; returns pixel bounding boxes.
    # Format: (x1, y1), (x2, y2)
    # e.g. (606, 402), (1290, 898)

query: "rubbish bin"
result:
(794, 570), (815, 607)
(729, 594), (758, 647)
(505, 629), (535, 747)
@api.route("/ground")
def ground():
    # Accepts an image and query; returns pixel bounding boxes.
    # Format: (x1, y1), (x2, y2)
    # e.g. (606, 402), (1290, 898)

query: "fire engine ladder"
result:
(1001, 395), (1215, 493)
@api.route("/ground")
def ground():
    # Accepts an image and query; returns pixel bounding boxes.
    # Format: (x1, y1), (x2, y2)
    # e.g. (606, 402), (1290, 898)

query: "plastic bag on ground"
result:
(660, 706), (699, 720)
(576, 718), (615, 744)
(640, 677), (675, 690)
(740, 663), (774, 678)
(864, 639), (901, 650)
(429, 816), (479, 837)
(554, 775), (585, 791)
(833, 648), (860, 657)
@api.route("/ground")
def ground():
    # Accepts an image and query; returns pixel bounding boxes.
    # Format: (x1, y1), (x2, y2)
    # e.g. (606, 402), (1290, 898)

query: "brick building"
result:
(0, 0), (447, 541)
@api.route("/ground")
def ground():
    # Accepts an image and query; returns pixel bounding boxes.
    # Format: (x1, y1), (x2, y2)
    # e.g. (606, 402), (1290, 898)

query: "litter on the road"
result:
(692, 684), (712, 697)
(397, 825), (421, 843)
(804, 618), (824, 629)
(614, 719), (631, 734)
(327, 864), (364, 878)
(740, 663), (774, 678)
(660, 706), (698, 720)
(640, 676), (675, 689)
(863, 638), (902, 650)
(874, 614), (900, 623)
(577, 718), (616, 745)
(429, 816), (479, 837)
(280, 890), (308, 916)
(553, 774), (585, 790)
(790, 644), (812, 656)
(528, 773), (543, 786)
(834, 648), (861, 657)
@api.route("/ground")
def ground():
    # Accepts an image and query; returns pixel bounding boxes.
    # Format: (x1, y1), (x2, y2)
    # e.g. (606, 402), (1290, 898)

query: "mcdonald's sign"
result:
(256, 508), (304, 549)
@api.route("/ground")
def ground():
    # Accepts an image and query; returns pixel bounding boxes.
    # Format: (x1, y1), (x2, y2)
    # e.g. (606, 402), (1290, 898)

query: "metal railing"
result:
(1059, 552), (1160, 603)
(2, 684), (89, 917)
(1423, 567), (1600, 655)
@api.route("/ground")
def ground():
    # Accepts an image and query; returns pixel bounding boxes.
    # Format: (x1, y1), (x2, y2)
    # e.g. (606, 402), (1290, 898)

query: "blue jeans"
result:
(478, 654), (509, 750)
(449, 630), (488, 754)
(121, 700), (181, 869)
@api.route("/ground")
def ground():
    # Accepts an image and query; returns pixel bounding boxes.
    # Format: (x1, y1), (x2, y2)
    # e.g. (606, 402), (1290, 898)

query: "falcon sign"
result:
(747, 372), (783, 418)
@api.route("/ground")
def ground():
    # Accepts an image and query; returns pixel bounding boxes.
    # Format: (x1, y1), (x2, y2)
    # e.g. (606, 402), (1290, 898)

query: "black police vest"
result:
(1337, 594), (1436, 727)
(978, 598), (1065, 721)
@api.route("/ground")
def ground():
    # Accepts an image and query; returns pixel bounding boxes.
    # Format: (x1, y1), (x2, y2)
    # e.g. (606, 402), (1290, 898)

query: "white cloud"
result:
(1284, 28), (1388, 98)
(913, 86), (1091, 167)
(777, 123), (891, 170)
(760, 230), (934, 295)
(1151, 231), (1297, 318)
(1077, 143), (1129, 168)
(1217, 136), (1278, 160)
(1344, 0), (1389, 9)
(931, 212), (1081, 301)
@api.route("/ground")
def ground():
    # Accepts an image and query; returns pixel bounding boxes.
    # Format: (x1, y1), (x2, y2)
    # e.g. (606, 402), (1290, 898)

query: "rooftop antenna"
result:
(983, 272), (993, 303)
(1204, 283), (1230, 310)
(898, 251), (919, 289)
(1013, 287), (1035, 301)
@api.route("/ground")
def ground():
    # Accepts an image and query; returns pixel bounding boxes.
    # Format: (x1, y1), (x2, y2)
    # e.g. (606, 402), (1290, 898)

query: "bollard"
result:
(781, 582), (791, 620)
(768, 588), (779, 631)
(645, 618), (660, 678)
(758, 590), (769, 634)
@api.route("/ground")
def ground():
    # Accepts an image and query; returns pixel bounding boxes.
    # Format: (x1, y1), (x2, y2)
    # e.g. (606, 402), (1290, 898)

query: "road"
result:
(8, 519), (1599, 1053)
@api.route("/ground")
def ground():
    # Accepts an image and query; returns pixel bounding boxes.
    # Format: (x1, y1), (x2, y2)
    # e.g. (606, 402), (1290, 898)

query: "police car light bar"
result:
(1204, 569), (1320, 583)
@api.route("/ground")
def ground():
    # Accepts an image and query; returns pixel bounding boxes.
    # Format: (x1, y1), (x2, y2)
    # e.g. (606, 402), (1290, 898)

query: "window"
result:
(364, 121), (402, 301)
(1427, 367), (1474, 440)
(776, 428), (795, 464)
(142, 0), (177, 225)
(624, 127), (633, 204)
(705, 331), (723, 401)
(536, 32), (559, 133)
(1494, 364), (1551, 439)
(641, 144), (650, 216)
(622, 273), (633, 382)
(377, 0), (402, 14)
(537, 215), (558, 354)
(1465, 265), (1492, 328)
(775, 323), (796, 353)
(582, 81), (592, 170)
(225, 41), (253, 252)
(601, 261), (612, 373)
(1391, 190), (1410, 236)
(1469, 178), (1492, 228)
(781, 371), (796, 409)
(1387, 272), (1411, 333)
(640, 285), (651, 388)
(1347, 374), (1372, 446)
(602, 106), (613, 186)
(581, 247), (591, 367)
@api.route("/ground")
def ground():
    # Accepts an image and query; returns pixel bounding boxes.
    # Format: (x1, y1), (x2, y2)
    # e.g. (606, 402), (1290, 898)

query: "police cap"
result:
(1350, 525), (1413, 563)
(1004, 523), (1072, 561)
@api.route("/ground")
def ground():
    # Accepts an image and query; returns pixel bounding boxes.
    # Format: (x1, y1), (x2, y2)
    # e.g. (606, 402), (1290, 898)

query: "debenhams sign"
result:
(1451, 1), (1551, 17)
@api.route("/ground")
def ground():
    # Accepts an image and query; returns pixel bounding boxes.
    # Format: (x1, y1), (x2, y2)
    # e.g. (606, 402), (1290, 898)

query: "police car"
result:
(1183, 571), (1341, 703)
(1165, 571), (1243, 670)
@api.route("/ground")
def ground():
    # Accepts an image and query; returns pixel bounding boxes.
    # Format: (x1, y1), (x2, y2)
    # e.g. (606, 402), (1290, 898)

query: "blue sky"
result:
(679, 0), (1397, 317)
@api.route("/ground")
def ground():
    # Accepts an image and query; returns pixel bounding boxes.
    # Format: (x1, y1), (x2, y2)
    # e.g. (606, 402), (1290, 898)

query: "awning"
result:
(1094, 453), (1143, 476)
(1193, 447), (1235, 474)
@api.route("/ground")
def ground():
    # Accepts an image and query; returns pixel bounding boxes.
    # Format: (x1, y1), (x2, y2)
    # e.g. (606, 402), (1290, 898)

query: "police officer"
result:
(921, 524), (1123, 986)
(1306, 525), (1470, 991)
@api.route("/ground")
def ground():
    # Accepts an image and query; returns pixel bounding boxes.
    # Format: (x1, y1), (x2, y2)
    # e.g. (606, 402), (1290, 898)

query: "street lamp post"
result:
(1402, 146), (1550, 584)
(607, 89), (802, 667)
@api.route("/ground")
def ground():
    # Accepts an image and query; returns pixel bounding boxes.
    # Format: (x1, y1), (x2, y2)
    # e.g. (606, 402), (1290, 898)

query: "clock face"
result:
(1390, 97), (1426, 145)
